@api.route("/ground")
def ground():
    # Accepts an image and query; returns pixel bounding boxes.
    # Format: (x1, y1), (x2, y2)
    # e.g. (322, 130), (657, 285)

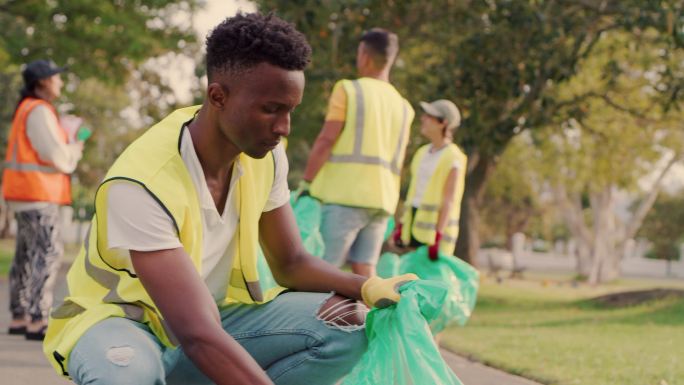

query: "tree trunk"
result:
(575, 239), (592, 277)
(588, 187), (620, 284)
(455, 151), (495, 265)
(553, 186), (593, 277)
(591, 155), (680, 283)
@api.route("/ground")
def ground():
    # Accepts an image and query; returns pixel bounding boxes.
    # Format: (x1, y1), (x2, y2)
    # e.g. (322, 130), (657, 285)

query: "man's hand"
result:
(391, 223), (404, 247)
(428, 232), (442, 261)
(361, 274), (418, 308)
(293, 180), (311, 201)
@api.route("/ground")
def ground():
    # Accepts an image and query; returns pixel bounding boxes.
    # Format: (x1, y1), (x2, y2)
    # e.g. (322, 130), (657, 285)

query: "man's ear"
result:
(207, 82), (228, 109)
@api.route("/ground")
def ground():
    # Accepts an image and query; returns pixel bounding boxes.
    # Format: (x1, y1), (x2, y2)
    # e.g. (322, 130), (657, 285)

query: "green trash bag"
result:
(377, 247), (479, 333)
(383, 216), (395, 240)
(290, 192), (325, 257)
(376, 252), (400, 278)
(342, 280), (463, 385)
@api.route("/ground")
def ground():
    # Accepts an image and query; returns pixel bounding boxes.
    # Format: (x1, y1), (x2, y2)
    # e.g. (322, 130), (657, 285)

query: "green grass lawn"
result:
(441, 275), (684, 385)
(0, 239), (80, 277)
(0, 239), (14, 276)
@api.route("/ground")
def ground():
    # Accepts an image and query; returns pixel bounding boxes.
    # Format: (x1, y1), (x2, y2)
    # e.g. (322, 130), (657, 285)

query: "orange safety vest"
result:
(2, 98), (72, 205)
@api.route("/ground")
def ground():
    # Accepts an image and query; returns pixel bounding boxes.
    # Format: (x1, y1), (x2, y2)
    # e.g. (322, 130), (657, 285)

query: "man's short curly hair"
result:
(206, 12), (311, 80)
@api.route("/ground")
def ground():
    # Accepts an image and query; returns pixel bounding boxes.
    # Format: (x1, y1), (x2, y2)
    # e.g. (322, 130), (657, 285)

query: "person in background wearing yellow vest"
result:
(43, 13), (416, 385)
(298, 28), (414, 277)
(391, 99), (467, 260)
(3, 60), (85, 341)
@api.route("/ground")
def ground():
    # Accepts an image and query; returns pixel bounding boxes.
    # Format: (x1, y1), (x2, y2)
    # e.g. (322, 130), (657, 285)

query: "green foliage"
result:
(639, 193), (684, 261)
(540, 31), (683, 192)
(0, 0), (197, 82)
(256, 1), (684, 262)
(0, 0), (200, 201)
(258, 0), (683, 157)
(480, 135), (542, 245)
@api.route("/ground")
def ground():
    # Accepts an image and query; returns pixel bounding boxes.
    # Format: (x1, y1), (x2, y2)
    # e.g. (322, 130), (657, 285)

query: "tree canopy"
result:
(0, 0), (200, 202)
(257, 0), (684, 263)
(639, 193), (684, 262)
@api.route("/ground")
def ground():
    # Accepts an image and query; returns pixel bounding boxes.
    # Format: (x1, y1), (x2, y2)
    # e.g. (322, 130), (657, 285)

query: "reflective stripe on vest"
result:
(310, 78), (414, 212)
(327, 80), (409, 176)
(77, 224), (180, 344)
(5, 99), (65, 173)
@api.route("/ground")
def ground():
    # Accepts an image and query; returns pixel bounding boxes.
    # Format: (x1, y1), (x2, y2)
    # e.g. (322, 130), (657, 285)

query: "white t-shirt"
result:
(411, 145), (461, 208)
(106, 128), (290, 301)
(8, 104), (83, 212)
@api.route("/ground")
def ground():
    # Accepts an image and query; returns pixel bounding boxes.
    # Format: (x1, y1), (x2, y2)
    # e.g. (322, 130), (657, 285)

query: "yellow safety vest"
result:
(310, 78), (414, 214)
(44, 106), (284, 377)
(401, 143), (467, 255)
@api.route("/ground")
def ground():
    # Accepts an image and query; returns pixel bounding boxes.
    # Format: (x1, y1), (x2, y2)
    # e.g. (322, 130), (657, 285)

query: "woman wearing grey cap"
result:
(3, 59), (85, 340)
(391, 99), (468, 260)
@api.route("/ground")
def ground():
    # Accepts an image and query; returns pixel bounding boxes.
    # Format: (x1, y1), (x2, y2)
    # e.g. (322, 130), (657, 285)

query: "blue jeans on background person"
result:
(320, 204), (389, 267)
(67, 292), (367, 385)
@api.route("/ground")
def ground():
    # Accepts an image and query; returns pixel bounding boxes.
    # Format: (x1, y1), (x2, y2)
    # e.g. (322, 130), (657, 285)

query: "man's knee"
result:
(316, 294), (367, 330)
(315, 294), (368, 372)
(70, 345), (164, 385)
(69, 318), (165, 385)
(71, 344), (165, 385)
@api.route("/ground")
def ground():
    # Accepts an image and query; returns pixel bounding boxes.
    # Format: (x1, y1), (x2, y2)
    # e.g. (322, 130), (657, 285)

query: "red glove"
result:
(392, 223), (404, 247)
(428, 231), (442, 261)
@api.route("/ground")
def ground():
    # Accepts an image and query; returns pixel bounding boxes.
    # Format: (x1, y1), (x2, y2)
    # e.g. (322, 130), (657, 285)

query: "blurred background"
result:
(1, 1), (683, 384)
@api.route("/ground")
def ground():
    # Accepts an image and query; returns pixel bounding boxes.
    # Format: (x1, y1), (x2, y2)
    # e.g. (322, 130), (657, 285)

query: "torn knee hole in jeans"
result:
(316, 295), (368, 332)
(106, 346), (135, 367)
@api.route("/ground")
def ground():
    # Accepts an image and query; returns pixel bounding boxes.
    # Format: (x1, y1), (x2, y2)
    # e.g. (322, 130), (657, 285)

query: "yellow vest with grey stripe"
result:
(310, 78), (414, 214)
(43, 106), (284, 377)
(401, 143), (467, 255)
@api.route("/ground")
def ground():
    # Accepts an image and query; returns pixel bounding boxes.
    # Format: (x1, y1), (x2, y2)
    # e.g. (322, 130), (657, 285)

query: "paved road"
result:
(0, 267), (541, 385)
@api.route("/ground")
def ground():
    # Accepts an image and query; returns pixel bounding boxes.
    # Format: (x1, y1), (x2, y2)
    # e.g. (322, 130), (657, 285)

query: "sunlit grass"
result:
(442, 275), (684, 385)
(0, 239), (12, 277)
(0, 239), (80, 277)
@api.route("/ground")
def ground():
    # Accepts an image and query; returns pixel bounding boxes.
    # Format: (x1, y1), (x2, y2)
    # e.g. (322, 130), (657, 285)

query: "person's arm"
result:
(259, 203), (366, 299)
(107, 183), (273, 385)
(436, 167), (459, 234)
(25, 105), (83, 173)
(302, 120), (344, 182)
(131, 248), (274, 385)
(264, 143), (413, 304)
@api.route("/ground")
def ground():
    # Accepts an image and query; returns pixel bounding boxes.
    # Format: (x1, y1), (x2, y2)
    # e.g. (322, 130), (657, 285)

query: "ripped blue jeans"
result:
(67, 292), (367, 385)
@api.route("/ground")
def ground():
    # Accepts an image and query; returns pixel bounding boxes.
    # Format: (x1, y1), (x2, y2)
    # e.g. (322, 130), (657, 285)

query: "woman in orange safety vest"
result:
(3, 60), (84, 340)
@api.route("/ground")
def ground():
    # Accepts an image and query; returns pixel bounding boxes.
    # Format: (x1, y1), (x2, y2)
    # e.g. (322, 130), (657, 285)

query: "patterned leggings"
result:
(9, 205), (63, 322)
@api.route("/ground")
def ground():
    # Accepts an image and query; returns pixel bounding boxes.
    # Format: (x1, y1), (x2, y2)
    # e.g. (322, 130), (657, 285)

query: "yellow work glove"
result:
(293, 180), (311, 201)
(361, 273), (419, 308)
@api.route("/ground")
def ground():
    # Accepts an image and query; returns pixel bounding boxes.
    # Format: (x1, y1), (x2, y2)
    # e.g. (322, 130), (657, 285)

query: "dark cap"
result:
(22, 60), (66, 87)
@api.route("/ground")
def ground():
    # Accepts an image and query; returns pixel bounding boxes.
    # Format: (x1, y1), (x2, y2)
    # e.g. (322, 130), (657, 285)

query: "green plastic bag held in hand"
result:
(376, 251), (400, 278)
(384, 216), (395, 240)
(378, 247), (479, 333)
(343, 280), (463, 385)
(290, 192), (325, 257)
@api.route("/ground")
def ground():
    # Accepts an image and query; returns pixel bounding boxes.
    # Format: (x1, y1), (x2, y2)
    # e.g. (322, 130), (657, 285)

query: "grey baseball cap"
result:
(419, 99), (461, 130)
